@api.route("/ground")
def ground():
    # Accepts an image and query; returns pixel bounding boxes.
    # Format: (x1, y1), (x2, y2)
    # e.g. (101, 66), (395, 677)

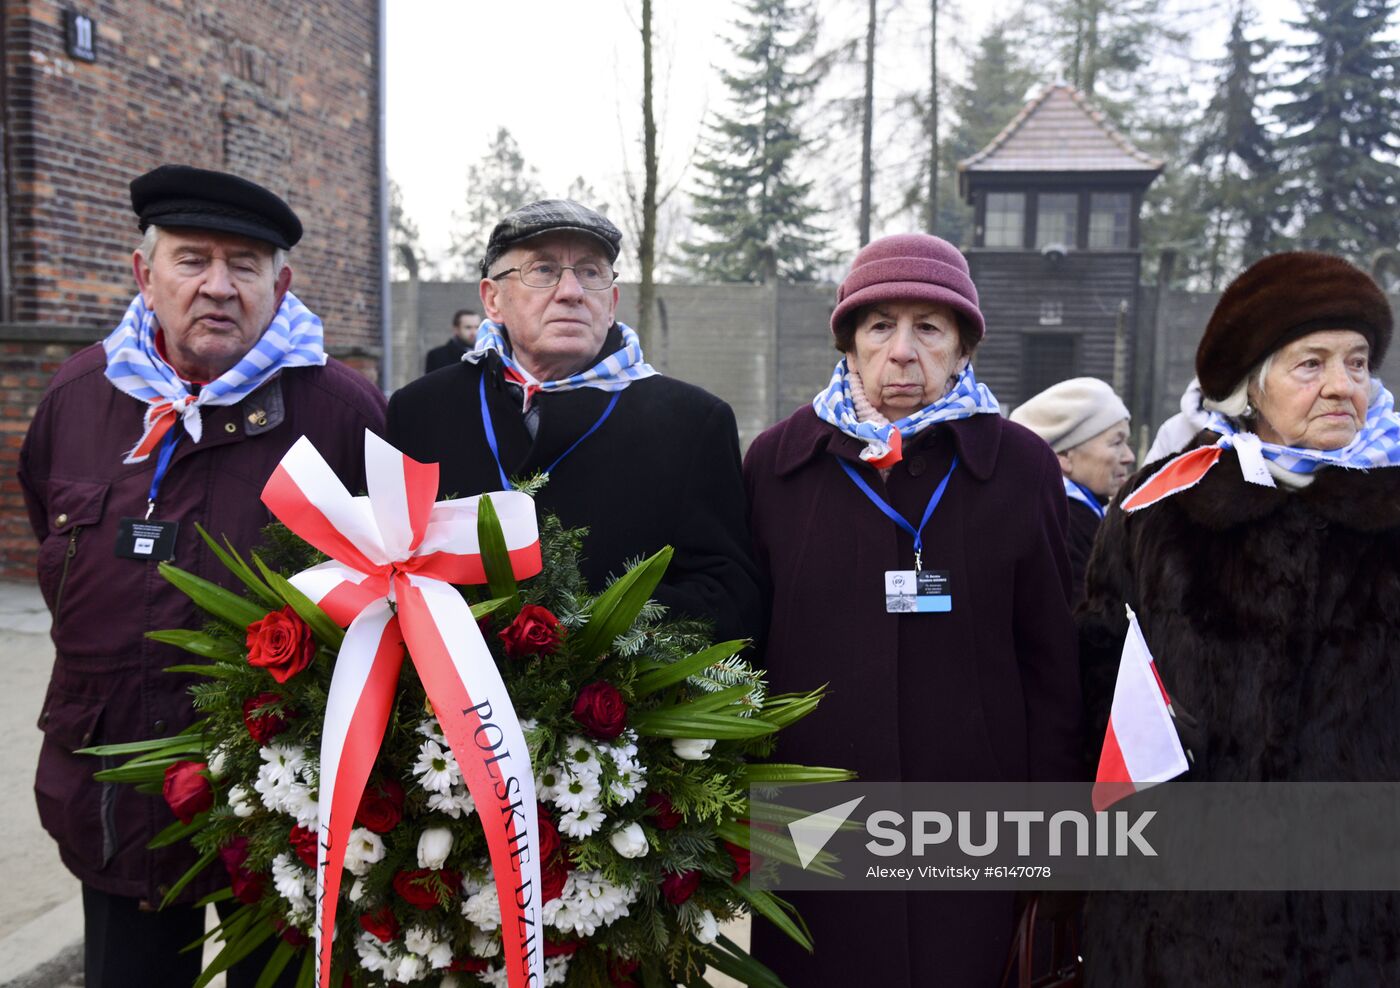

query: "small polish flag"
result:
(1092, 605), (1190, 812)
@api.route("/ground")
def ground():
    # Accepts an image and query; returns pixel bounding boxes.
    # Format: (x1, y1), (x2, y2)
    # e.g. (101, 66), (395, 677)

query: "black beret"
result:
(1196, 251), (1393, 401)
(130, 164), (302, 249)
(481, 199), (622, 278)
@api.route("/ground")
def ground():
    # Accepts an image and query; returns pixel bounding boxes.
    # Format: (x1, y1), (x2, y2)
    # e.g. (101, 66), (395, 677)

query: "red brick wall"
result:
(0, 0), (384, 577)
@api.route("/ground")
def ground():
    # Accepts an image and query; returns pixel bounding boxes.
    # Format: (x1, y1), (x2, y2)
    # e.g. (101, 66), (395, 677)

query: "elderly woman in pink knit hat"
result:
(744, 234), (1082, 986)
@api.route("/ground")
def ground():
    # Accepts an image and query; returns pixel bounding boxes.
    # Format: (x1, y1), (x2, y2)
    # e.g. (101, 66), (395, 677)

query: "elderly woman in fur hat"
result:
(744, 234), (1083, 986)
(1011, 377), (1134, 601)
(1078, 251), (1400, 986)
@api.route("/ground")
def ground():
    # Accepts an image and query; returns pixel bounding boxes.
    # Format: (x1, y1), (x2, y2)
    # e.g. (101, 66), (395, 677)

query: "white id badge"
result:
(884, 569), (951, 613)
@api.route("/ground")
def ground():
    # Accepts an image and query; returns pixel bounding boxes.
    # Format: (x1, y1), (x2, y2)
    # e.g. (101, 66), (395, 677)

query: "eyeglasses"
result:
(490, 258), (617, 291)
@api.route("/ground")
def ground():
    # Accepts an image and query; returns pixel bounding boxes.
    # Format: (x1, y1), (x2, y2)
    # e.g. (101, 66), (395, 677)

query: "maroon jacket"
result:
(743, 406), (1082, 986)
(18, 343), (385, 904)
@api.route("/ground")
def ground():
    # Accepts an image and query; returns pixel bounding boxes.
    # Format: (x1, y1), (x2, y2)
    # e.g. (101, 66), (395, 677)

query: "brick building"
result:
(0, 1), (385, 576)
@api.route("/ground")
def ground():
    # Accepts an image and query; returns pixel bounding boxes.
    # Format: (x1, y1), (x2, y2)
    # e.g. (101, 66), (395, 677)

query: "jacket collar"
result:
(773, 405), (1003, 481)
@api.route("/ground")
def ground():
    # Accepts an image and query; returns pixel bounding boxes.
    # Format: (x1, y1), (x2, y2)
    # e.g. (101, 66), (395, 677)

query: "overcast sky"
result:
(386, 0), (1298, 272)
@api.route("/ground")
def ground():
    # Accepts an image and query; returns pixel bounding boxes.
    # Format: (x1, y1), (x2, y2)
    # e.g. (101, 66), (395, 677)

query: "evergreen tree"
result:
(1191, 4), (1279, 287)
(682, 0), (830, 283)
(1274, 0), (1400, 260)
(389, 177), (424, 280)
(447, 128), (544, 279)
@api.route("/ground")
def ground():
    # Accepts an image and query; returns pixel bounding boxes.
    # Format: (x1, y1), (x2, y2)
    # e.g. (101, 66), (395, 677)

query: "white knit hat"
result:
(1010, 377), (1130, 452)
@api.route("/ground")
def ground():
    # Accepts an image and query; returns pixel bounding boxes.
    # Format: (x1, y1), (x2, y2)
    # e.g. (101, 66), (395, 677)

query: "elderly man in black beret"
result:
(388, 199), (761, 643)
(18, 164), (386, 987)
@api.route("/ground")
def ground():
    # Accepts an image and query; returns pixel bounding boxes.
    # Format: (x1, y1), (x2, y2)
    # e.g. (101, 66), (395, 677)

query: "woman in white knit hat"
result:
(1010, 377), (1133, 600)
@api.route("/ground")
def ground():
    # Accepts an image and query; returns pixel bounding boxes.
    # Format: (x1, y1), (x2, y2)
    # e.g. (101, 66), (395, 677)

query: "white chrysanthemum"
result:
(253, 763), (293, 813)
(404, 925), (439, 956)
(355, 931), (393, 974)
(545, 871), (639, 937)
(691, 908), (719, 944)
(427, 787), (476, 820)
(558, 805), (605, 839)
(552, 772), (601, 814)
(563, 736), (602, 777)
(468, 926), (500, 957)
(461, 884), (501, 931)
(413, 739), (462, 794)
(271, 853), (310, 911)
(392, 954), (426, 982)
(228, 784), (255, 818)
(283, 783), (319, 829)
(608, 760), (647, 804)
(613, 730), (639, 759)
(260, 743), (306, 786)
(534, 764), (564, 803)
(479, 967), (510, 988)
(343, 827), (386, 877)
(460, 872), (486, 898)
(416, 716), (447, 745)
(544, 956), (571, 985)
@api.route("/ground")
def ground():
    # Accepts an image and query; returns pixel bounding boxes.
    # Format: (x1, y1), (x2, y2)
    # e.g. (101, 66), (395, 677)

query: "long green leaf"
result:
(194, 888), (235, 909)
(195, 523), (283, 609)
(158, 563), (268, 629)
(296, 946), (315, 988)
(756, 694), (824, 731)
(193, 911), (276, 988)
(739, 764), (857, 786)
(159, 846), (218, 909)
(705, 935), (788, 988)
(182, 900), (254, 953)
(78, 731), (207, 758)
(477, 495), (520, 602)
(146, 629), (244, 663)
(471, 595), (515, 620)
(630, 709), (776, 740)
(634, 640), (748, 697)
(744, 799), (863, 831)
(674, 683), (757, 715)
(252, 938), (297, 988)
(572, 547), (673, 661)
(160, 662), (241, 680)
(253, 554), (345, 649)
(148, 814), (207, 849)
(731, 885), (813, 953)
(717, 819), (841, 877)
(93, 758), (180, 783)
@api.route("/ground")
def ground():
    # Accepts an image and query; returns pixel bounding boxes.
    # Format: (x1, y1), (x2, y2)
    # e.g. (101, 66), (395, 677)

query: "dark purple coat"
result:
(18, 343), (386, 904)
(743, 407), (1082, 987)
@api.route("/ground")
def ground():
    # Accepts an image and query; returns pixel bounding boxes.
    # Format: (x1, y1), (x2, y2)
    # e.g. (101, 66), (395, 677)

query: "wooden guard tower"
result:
(958, 84), (1162, 410)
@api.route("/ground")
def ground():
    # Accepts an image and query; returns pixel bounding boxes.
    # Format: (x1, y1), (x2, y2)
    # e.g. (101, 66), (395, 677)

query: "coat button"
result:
(55, 513), (68, 526)
(153, 719), (167, 733)
(224, 422), (238, 433)
(247, 410), (268, 426)
(907, 456), (927, 477)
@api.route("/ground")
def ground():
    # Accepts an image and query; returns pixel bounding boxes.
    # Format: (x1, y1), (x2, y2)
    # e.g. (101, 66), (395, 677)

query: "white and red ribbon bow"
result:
(261, 432), (545, 988)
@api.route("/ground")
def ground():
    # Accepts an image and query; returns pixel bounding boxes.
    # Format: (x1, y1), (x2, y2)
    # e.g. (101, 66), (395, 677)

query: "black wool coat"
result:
(1078, 440), (1400, 987)
(386, 335), (763, 644)
(1065, 495), (1103, 606)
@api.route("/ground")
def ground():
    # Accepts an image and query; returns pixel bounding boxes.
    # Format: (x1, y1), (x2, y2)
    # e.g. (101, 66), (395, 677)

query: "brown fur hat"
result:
(1196, 251), (1392, 401)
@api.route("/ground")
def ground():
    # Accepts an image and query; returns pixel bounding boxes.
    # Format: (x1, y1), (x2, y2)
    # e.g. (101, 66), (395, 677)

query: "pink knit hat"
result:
(830, 233), (985, 343)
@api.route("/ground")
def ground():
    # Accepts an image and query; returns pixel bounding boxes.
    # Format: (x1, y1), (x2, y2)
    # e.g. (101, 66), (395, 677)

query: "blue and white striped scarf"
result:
(1204, 380), (1400, 478)
(1064, 476), (1106, 519)
(463, 319), (656, 409)
(103, 290), (326, 463)
(812, 357), (1001, 464)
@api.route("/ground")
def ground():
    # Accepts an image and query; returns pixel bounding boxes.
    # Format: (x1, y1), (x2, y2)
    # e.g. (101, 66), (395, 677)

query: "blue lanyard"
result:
(478, 373), (620, 489)
(145, 427), (181, 519)
(836, 452), (959, 570)
(1066, 478), (1106, 519)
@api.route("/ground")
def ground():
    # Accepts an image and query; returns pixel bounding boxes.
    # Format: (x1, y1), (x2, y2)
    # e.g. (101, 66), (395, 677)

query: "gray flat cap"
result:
(481, 199), (622, 277)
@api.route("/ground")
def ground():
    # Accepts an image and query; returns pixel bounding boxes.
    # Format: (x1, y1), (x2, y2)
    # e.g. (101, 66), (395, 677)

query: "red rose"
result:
(393, 868), (460, 909)
(359, 905), (399, 943)
(609, 956), (641, 987)
(538, 806), (562, 863)
(242, 692), (291, 744)
(245, 606), (316, 683)
(450, 957), (490, 974)
(498, 605), (565, 659)
(723, 840), (751, 883)
(571, 681), (627, 740)
(162, 760), (212, 824)
(661, 869), (700, 905)
(356, 777), (405, 833)
(541, 855), (570, 904)
(645, 792), (681, 830)
(544, 940), (580, 958)
(218, 837), (265, 904)
(289, 824), (319, 869)
(273, 918), (309, 946)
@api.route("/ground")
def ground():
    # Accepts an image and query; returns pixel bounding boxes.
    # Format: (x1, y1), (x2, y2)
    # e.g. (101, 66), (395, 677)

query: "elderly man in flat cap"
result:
(18, 164), (386, 987)
(388, 199), (761, 642)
